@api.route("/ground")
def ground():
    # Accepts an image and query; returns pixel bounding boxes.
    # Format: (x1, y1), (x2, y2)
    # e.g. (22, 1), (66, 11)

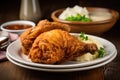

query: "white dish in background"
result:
(6, 33), (117, 69)
(6, 51), (117, 72)
(0, 20), (35, 35)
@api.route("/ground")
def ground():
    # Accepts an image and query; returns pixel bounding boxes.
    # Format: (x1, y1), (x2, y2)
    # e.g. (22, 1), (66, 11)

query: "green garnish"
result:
(79, 32), (88, 41)
(65, 14), (92, 22)
(98, 47), (106, 57)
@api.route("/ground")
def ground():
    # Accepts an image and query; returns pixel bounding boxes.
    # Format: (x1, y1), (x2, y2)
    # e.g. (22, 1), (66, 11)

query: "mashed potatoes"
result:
(59, 5), (112, 22)
(75, 33), (104, 62)
(59, 5), (90, 20)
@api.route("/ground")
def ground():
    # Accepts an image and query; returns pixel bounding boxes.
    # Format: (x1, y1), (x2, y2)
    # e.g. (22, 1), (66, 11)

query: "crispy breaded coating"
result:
(28, 29), (97, 64)
(37, 19), (71, 32)
(20, 20), (70, 55)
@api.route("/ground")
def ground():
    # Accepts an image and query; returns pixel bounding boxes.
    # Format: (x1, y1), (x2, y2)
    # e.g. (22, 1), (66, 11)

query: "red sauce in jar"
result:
(5, 24), (32, 30)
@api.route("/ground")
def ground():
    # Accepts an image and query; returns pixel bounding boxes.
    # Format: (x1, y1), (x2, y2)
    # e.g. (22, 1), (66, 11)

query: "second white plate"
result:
(7, 33), (117, 69)
(7, 51), (117, 72)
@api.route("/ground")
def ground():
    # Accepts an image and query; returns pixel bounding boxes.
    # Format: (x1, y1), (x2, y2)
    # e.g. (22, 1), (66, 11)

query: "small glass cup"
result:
(19, 0), (42, 23)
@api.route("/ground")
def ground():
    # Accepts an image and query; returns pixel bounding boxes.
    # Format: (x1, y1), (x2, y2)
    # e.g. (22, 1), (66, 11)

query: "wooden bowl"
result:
(51, 7), (119, 35)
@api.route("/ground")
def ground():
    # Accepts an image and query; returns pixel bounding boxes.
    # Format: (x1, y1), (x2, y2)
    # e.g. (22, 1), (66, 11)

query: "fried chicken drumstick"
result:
(20, 20), (70, 55)
(29, 29), (97, 64)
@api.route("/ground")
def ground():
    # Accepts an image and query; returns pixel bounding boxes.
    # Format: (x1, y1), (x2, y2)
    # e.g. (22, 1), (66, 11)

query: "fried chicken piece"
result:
(37, 19), (71, 32)
(29, 29), (97, 64)
(20, 19), (70, 55)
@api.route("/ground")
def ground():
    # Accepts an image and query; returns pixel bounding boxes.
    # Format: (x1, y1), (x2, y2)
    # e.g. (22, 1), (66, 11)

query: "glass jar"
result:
(19, 0), (42, 23)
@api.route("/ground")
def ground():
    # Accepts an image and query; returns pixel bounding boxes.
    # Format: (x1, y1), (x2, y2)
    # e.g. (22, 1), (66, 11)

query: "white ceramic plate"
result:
(6, 51), (117, 72)
(6, 34), (117, 69)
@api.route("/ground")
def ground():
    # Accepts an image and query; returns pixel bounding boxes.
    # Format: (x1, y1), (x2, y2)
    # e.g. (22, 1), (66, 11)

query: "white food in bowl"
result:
(90, 11), (112, 21)
(58, 5), (112, 21)
(59, 5), (90, 20)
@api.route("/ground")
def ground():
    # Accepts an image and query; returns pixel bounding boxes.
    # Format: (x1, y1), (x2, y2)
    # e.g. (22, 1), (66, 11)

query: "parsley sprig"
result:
(79, 32), (88, 41)
(79, 32), (105, 57)
(98, 47), (106, 57)
(65, 14), (92, 22)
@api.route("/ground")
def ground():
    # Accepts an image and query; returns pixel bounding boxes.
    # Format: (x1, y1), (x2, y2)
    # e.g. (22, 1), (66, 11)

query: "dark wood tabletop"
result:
(0, 0), (120, 80)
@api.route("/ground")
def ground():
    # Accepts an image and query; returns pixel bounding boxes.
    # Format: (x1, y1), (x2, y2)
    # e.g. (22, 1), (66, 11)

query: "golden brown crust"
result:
(37, 19), (71, 32)
(28, 29), (97, 64)
(28, 29), (65, 64)
(20, 28), (33, 55)
(20, 19), (71, 55)
(20, 19), (97, 64)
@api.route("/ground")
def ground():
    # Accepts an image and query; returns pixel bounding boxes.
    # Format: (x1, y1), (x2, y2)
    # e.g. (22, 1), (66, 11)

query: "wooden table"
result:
(0, 61), (104, 80)
(0, 26), (120, 80)
(0, 0), (120, 79)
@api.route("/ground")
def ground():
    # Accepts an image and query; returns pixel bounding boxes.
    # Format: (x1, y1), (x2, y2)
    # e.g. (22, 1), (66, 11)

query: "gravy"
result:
(5, 24), (32, 30)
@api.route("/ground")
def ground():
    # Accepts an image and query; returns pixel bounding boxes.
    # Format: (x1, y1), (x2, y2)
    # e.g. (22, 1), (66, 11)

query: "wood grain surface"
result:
(0, 0), (120, 80)
(0, 61), (104, 80)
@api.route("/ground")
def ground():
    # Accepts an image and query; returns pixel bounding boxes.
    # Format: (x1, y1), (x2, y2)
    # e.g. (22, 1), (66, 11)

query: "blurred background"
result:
(0, 0), (120, 31)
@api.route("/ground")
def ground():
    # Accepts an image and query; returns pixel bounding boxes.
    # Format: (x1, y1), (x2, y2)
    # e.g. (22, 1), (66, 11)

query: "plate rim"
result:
(6, 33), (117, 69)
(6, 51), (117, 72)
